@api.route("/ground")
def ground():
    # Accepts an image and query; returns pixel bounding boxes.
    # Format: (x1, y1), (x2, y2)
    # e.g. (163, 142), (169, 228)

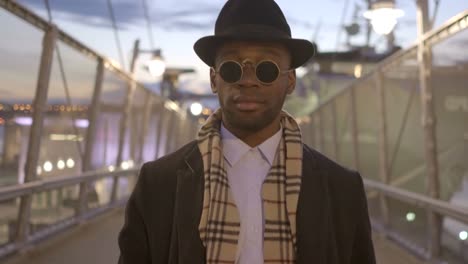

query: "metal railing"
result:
(301, 10), (468, 263)
(0, 168), (138, 258)
(0, 0), (199, 259)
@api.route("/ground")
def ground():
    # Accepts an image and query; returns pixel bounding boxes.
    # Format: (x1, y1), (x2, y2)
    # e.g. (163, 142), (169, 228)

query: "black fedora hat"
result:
(194, 0), (316, 69)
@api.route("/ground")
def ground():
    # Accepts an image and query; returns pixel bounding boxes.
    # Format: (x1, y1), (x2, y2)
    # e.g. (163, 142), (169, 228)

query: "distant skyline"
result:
(2, 0), (467, 96)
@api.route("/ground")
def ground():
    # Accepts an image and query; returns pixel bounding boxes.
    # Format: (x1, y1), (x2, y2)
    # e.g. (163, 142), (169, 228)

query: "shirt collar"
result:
(221, 123), (282, 167)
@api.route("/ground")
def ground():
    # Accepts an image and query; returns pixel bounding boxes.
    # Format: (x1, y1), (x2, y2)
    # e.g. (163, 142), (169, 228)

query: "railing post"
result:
(15, 25), (57, 245)
(376, 70), (390, 228)
(350, 85), (360, 171)
(111, 80), (135, 203)
(154, 101), (166, 159)
(78, 58), (105, 217)
(417, 0), (441, 258)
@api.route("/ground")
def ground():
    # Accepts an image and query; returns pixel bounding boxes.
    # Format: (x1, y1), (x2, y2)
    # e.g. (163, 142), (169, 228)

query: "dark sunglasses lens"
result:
(256, 61), (279, 83)
(219, 61), (242, 83)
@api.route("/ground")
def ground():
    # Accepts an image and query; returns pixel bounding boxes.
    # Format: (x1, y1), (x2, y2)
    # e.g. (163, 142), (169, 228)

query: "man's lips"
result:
(232, 96), (264, 111)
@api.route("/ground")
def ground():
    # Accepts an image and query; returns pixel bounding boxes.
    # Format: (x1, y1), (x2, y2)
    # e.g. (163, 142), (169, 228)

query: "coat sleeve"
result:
(350, 172), (376, 264)
(118, 164), (151, 264)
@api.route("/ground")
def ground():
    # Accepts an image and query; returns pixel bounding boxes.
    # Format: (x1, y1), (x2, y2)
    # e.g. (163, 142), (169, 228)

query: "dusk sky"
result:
(1, 0), (467, 97)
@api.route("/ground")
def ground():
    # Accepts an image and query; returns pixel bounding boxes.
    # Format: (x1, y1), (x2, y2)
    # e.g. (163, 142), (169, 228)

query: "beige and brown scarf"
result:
(197, 109), (302, 263)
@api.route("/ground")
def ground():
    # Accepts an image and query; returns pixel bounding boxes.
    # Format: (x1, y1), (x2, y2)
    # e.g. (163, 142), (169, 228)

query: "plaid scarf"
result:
(197, 109), (302, 263)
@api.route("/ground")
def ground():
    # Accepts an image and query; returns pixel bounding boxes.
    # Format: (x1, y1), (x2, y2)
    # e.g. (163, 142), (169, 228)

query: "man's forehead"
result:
(216, 41), (289, 58)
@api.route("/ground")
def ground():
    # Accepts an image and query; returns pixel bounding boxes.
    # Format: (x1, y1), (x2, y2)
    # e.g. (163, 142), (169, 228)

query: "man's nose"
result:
(237, 64), (257, 86)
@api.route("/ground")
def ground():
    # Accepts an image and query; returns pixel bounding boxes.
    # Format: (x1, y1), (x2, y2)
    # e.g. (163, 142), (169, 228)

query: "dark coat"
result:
(118, 141), (376, 264)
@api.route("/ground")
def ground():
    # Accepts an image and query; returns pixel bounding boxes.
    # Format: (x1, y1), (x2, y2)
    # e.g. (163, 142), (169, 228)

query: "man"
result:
(118, 0), (376, 263)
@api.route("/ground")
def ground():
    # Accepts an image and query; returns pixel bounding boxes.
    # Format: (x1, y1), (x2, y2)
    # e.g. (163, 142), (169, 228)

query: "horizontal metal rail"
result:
(0, 169), (139, 202)
(364, 179), (468, 224)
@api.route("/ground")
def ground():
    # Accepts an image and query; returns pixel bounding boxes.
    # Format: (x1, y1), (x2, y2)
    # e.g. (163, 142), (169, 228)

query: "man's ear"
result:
(210, 67), (217, 94)
(286, 70), (296, 95)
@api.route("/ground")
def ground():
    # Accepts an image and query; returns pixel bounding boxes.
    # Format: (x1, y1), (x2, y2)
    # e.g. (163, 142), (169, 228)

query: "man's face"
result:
(210, 41), (296, 133)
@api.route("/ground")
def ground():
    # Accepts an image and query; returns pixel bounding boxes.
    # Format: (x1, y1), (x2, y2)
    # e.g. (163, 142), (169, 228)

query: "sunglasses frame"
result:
(211, 59), (294, 85)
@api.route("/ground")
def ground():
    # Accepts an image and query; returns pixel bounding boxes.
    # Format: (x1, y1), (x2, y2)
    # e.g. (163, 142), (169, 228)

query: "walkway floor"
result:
(3, 208), (427, 264)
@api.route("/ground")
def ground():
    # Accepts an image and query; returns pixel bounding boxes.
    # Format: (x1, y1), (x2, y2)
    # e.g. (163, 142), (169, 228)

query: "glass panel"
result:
(37, 41), (97, 180)
(142, 101), (162, 162)
(0, 9), (44, 186)
(125, 86), (147, 165)
(313, 113), (323, 152)
(30, 186), (78, 235)
(157, 108), (171, 157)
(355, 79), (380, 181)
(0, 198), (20, 247)
(383, 51), (427, 194)
(321, 104), (336, 160)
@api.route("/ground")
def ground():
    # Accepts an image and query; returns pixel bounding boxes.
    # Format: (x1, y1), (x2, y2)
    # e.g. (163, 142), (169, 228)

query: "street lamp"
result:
(363, 0), (404, 35)
(130, 39), (166, 77)
(146, 49), (166, 77)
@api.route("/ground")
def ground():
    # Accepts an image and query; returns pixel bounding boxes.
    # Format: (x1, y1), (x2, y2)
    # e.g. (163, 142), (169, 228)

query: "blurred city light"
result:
(406, 212), (416, 222)
(66, 158), (75, 169)
(121, 161), (130, 170)
(57, 159), (66, 170)
(75, 119), (89, 128)
(190, 102), (203, 116)
(14, 117), (33, 126)
(460, 231), (468, 241)
(43, 161), (53, 172)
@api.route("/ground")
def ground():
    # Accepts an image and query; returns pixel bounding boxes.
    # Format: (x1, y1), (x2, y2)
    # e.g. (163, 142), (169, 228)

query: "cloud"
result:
(17, 0), (321, 32)
(18, 0), (220, 31)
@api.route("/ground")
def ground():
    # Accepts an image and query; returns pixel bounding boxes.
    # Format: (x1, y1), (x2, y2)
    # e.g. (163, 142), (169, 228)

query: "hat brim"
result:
(194, 35), (316, 69)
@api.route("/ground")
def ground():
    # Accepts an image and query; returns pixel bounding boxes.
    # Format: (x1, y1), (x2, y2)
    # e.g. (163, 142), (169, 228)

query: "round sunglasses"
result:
(212, 60), (294, 84)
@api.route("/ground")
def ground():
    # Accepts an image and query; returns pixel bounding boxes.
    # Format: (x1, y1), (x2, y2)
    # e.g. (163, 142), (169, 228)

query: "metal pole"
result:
(350, 85), (360, 171)
(15, 26), (57, 245)
(110, 39), (139, 203)
(129, 105), (138, 162)
(77, 58), (104, 217)
(376, 70), (390, 227)
(417, 0), (441, 258)
(138, 93), (153, 164)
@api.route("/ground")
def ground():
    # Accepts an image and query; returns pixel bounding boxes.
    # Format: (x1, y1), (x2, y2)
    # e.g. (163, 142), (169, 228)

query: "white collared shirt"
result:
(221, 124), (282, 264)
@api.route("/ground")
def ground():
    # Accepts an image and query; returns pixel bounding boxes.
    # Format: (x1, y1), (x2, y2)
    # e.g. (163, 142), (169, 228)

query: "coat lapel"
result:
(296, 146), (331, 263)
(174, 145), (206, 264)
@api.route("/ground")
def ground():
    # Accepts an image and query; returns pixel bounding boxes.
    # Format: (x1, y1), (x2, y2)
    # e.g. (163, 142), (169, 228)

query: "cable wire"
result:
(106, 0), (127, 70)
(141, 0), (156, 49)
(43, 0), (84, 160)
